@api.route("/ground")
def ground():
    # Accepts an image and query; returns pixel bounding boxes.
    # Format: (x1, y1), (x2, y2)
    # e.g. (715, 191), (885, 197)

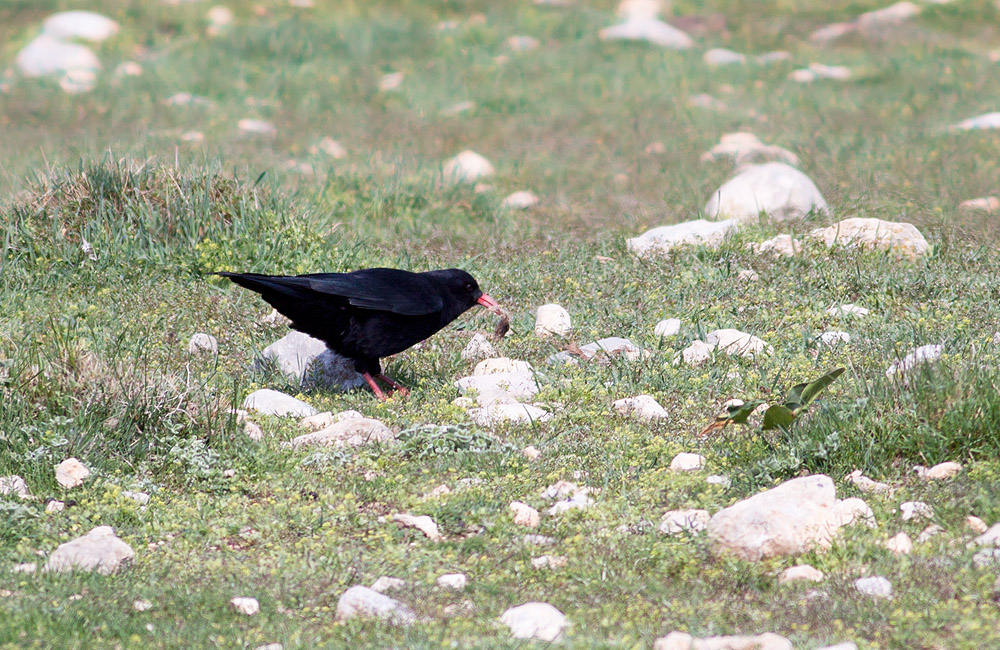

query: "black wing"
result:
(217, 268), (444, 316)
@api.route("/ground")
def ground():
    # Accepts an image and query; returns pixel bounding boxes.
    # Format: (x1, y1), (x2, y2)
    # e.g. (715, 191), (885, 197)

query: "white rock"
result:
(659, 509), (710, 535)
(701, 133), (799, 167)
(456, 372), (539, 406)
(60, 68), (98, 93)
(501, 191), (539, 209)
(370, 576), (405, 593)
(0, 476), (29, 499)
(231, 597), (260, 615)
(613, 395), (668, 421)
(884, 532), (913, 555)
(436, 573), (467, 589)
(133, 599), (153, 612)
(474, 357), (533, 376)
(654, 632), (793, 650)
(43, 11), (119, 42)
(916, 524), (944, 543)
(654, 318), (681, 337)
(461, 333), (496, 361)
(706, 475), (731, 488)
(392, 513), (443, 541)
(510, 501), (540, 528)
(703, 48), (746, 65)
(886, 345), (942, 378)
(187, 332), (218, 354)
(242, 419), (264, 441)
(846, 470), (891, 494)
(286, 417), (394, 448)
(854, 576), (893, 599)
(471, 403), (551, 427)
(258, 331), (364, 390)
(807, 63), (852, 80)
(900, 501), (934, 521)
(813, 645), (857, 650)
(334, 586), (415, 624)
(541, 481), (586, 500)
(16, 35), (101, 78)
(546, 490), (594, 515)
(837, 497), (877, 528)
(531, 555), (568, 569)
(507, 35), (539, 51)
(973, 549), (1000, 567)
(757, 51), (792, 64)
(599, 17), (694, 49)
(46, 500), (65, 513)
(378, 71), (404, 91)
(705, 329), (772, 358)
(243, 389), (317, 418)
(207, 6), (234, 27)
(951, 112), (1000, 131)
(443, 150), (494, 183)
(677, 340), (715, 366)
(499, 602), (568, 642)
(550, 337), (647, 363)
(669, 453), (705, 472)
(523, 534), (556, 546)
(811, 217), (929, 259)
(827, 303), (869, 318)
(809, 22), (858, 44)
(707, 474), (867, 561)
(312, 137), (347, 159)
(689, 93), (727, 111)
(522, 445), (541, 460)
(299, 411), (334, 430)
(534, 304), (572, 337)
(704, 162), (828, 223)
(627, 219), (738, 257)
(924, 461), (962, 480)
(970, 523), (1000, 547)
(820, 331), (851, 346)
(55, 458), (91, 489)
(967, 516), (989, 534)
(778, 564), (825, 584)
(238, 119), (277, 136)
(11, 562), (36, 574)
(959, 197), (999, 213)
(45, 526), (134, 574)
(858, 2), (921, 31)
(122, 491), (150, 506)
(755, 234), (802, 257)
(617, 0), (662, 19)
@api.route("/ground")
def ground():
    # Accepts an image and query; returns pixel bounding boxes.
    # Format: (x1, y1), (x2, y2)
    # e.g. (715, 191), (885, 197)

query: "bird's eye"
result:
(465, 282), (474, 292)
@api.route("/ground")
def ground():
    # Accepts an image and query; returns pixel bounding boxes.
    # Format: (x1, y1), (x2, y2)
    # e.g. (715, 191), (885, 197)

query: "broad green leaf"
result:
(784, 381), (809, 405)
(800, 367), (845, 406)
(725, 400), (765, 424)
(762, 404), (796, 430)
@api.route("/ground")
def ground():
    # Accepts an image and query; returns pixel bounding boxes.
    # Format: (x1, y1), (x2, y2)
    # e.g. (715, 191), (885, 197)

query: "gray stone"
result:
(0, 476), (29, 499)
(43, 11), (119, 41)
(627, 219), (739, 257)
(285, 418), (394, 448)
(334, 586), (415, 624)
(598, 17), (693, 49)
(499, 602), (568, 642)
(187, 332), (218, 354)
(243, 389), (317, 418)
(704, 162), (828, 223)
(854, 576), (893, 599)
(16, 35), (100, 78)
(46, 526), (134, 574)
(461, 333), (496, 361)
(258, 331), (365, 391)
(811, 218), (929, 259)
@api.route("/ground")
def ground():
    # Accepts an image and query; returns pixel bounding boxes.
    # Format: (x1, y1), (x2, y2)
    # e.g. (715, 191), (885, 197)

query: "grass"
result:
(3, 0), (1000, 648)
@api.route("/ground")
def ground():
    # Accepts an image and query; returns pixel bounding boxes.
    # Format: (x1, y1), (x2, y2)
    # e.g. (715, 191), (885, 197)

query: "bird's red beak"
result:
(477, 293), (502, 314)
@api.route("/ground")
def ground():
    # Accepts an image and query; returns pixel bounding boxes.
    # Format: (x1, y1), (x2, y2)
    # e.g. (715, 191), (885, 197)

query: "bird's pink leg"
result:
(361, 372), (388, 400)
(377, 373), (410, 397)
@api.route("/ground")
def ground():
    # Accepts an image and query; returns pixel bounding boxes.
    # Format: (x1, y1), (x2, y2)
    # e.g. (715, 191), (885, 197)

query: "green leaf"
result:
(724, 400), (765, 424)
(784, 381), (809, 405)
(799, 367), (846, 406)
(762, 405), (796, 430)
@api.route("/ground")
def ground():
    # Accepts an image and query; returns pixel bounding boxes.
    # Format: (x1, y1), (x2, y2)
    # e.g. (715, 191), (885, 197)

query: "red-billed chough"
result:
(217, 267), (502, 399)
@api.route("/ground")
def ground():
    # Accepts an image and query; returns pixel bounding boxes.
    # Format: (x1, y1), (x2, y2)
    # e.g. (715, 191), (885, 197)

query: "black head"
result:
(424, 268), (501, 321)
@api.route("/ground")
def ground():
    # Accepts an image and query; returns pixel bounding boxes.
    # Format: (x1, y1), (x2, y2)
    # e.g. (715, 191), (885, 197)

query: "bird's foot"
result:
(361, 373), (388, 400)
(377, 373), (410, 398)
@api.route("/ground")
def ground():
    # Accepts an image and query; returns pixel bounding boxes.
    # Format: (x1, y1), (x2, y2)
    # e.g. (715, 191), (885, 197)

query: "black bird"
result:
(217, 267), (502, 399)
